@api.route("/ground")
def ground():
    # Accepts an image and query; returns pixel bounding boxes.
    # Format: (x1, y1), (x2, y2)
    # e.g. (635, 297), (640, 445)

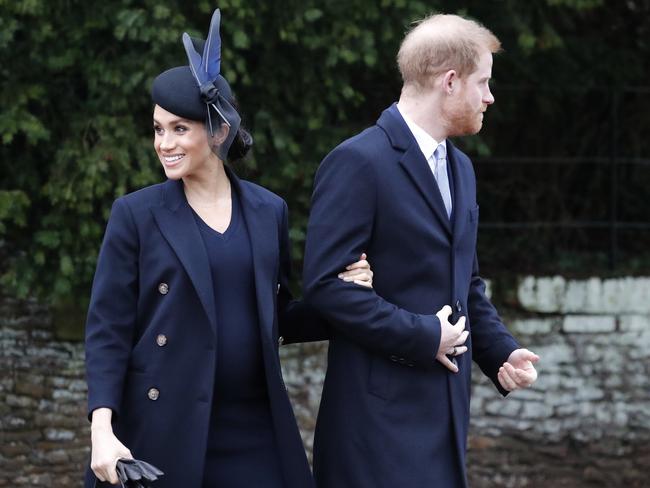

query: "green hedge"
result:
(1, 0), (648, 324)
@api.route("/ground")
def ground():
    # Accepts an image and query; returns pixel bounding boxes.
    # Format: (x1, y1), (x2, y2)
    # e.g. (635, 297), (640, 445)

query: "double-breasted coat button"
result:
(158, 283), (169, 295)
(278, 335), (284, 346)
(147, 388), (160, 401)
(156, 334), (167, 347)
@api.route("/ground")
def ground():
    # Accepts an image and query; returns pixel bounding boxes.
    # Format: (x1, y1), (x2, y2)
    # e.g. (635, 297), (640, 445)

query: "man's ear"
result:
(442, 70), (458, 95)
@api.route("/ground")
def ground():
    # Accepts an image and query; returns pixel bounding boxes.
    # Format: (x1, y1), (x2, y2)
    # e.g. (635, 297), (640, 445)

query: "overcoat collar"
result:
(150, 167), (275, 342)
(449, 145), (470, 247)
(377, 103), (472, 239)
(150, 178), (218, 338)
(231, 168), (277, 346)
(378, 104), (452, 235)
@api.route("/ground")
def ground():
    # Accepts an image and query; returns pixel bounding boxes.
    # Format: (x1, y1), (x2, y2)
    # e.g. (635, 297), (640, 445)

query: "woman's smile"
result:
(161, 153), (186, 166)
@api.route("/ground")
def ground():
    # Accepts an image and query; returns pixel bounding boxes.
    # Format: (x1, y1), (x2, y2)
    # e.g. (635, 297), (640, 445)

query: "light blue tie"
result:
(432, 143), (452, 219)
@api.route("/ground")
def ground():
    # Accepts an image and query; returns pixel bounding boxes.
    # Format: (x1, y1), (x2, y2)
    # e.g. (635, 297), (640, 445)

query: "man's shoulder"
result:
(327, 124), (391, 162)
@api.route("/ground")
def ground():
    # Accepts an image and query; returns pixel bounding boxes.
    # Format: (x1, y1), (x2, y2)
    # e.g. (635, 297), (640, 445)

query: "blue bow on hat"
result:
(182, 9), (241, 161)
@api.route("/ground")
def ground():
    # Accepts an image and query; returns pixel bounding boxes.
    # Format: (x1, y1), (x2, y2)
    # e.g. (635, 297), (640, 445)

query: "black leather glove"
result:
(115, 458), (164, 488)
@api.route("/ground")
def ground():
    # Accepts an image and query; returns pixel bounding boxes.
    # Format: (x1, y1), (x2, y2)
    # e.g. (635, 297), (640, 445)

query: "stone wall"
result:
(0, 298), (89, 487)
(282, 276), (650, 487)
(2, 277), (649, 487)
(466, 277), (650, 487)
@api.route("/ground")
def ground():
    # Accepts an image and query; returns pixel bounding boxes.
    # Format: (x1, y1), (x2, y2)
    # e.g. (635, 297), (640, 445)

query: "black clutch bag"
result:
(115, 458), (164, 487)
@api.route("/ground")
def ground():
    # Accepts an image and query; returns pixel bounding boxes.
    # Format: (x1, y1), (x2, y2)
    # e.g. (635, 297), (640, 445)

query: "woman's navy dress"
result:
(193, 189), (284, 487)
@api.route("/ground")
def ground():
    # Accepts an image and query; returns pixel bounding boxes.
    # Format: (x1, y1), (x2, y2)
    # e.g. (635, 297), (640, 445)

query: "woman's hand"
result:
(338, 253), (374, 288)
(90, 408), (133, 485)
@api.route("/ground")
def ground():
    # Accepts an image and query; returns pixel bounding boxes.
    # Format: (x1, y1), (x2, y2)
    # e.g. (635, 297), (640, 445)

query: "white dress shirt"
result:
(397, 107), (453, 218)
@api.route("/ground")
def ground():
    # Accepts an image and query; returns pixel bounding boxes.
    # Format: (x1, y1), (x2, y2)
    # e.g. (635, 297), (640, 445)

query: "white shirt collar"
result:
(397, 106), (446, 161)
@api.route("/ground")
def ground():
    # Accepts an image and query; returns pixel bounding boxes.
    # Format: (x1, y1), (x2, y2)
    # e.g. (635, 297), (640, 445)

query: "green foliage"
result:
(0, 190), (30, 232)
(0, 0), (192, 306)
(1, 0), (649, 322)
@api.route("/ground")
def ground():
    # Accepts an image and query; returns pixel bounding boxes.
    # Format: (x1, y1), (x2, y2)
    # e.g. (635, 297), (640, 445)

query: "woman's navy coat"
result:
(84, 169), (319, 488)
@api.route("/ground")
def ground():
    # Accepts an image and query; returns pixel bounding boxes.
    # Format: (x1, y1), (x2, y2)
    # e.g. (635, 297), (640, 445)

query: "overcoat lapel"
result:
(398, 146), (453, 236)
(150, 179), (218, 337)
(378, 104), (452, 236)
(448, 141), (470, 246)
(228, 167), (277, 343)
(446, 141), (473, 478)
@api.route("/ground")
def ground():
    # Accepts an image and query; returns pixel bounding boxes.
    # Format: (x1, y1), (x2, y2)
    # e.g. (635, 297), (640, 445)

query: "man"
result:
(302, 14), (539, 488)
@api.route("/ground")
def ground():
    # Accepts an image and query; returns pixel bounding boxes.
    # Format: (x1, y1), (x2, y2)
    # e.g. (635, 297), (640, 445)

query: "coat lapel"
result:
(228, 167), (277, 343)
(150, 179), (218, 337)
(448, 141), (470, 246)
(398, 146), (453, 236)
(379, 104), (452, 237)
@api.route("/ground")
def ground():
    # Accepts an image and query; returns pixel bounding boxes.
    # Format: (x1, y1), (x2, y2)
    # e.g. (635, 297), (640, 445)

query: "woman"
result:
(84, 10), (373, 488)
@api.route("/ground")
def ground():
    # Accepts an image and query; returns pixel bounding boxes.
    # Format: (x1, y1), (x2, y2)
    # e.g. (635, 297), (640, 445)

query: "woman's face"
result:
(153, 105), (220, 180)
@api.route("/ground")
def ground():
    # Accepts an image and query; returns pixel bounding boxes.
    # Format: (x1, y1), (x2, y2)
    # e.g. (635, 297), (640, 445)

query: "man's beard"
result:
(443, 99), (483, 137)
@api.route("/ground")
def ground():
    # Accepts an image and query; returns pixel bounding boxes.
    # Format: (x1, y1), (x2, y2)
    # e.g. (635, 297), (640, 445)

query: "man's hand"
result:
(498, 348), (540, 392)
(435, 305), (469, 373)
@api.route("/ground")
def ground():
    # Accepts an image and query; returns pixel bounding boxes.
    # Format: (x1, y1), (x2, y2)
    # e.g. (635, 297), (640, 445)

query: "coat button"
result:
(455, 299), (462, 313)
(390, 355), (398, 362)
(158, 283), (169, 295)
(277, 283), (281, 295)
(156, 334), (167, 347)
(147, 388), (160, 401)
(278, 335), (284, 346)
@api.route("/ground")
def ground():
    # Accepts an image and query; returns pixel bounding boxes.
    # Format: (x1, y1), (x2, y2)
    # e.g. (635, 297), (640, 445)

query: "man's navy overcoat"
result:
(85, 169), (319, 488)
(303, 104), (519, 488)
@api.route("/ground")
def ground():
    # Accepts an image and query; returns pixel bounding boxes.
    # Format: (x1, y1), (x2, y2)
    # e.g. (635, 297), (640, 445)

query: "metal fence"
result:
(471, 86), (650, 273)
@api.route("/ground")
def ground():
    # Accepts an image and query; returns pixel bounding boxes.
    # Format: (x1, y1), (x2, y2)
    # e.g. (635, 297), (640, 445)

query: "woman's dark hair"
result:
(227, 126), (253, 163)
(224, 95), (252, 163)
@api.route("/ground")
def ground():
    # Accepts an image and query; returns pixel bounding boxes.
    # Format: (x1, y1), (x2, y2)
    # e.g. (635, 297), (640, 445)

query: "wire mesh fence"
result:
(472, 85), (650, 275)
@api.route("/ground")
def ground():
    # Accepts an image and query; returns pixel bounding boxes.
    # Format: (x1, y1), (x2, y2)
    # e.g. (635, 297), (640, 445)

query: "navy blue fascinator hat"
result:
(151, 9), (251, 161)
